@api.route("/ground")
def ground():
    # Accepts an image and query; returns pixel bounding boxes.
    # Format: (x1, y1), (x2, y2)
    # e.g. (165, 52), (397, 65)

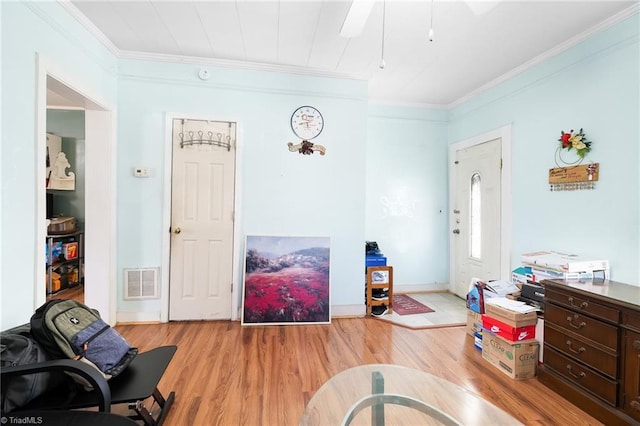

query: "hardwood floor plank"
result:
(115, 318), (603, 426)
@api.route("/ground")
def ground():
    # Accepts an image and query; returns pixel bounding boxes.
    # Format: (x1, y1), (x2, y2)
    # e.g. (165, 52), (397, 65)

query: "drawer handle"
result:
(567, 296), (588, 309)
(566, 365), (586, 380)
(566, 315), (586, 329)
(566, 340), (586, 354)
(631, 400), (640, 411)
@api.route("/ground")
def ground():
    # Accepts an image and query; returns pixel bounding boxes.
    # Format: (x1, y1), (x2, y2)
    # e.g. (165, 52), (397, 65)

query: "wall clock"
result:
(290, 106), (324, 140)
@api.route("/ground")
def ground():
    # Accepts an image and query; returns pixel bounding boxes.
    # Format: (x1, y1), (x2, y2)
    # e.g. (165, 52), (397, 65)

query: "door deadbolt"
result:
(452, 229), (460, 234)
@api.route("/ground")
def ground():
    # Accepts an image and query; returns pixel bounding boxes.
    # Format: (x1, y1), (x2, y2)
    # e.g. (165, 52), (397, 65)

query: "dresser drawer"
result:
(544, 323), (618, 378)
(623, 310), (640, 333)
(544, 346), (618, 406)
(545, 303), (619, 350)
(545, 287), (620, 324)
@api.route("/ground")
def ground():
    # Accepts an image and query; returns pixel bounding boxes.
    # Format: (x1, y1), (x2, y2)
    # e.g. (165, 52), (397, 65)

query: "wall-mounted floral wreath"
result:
(556, 128), (591, 166)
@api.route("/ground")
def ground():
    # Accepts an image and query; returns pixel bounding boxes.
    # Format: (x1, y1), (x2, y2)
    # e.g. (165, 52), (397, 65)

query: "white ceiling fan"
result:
(340, 0), (502, 39)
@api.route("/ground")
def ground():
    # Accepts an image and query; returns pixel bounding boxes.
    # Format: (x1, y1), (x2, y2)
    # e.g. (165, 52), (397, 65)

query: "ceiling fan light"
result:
(340, 0), (376, 38)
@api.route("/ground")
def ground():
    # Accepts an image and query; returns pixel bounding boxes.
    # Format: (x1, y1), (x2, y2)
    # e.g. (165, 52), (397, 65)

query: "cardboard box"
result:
(482, 331), (539, 380)
(512, 266), (533, 286)
(365, 255), (387, 269)
(64, 241), (79, 260)
(466, 309), (482, 336)
(521, 251), (609, 274)
(482, 315), (536, 342)
(474, 331), (483, 350)
(484, 303), (538, 328)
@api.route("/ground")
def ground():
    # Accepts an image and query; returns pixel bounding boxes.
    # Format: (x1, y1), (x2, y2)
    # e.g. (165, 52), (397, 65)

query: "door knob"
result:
(452, 229), (460, 234)
(174, 227), (181, 234)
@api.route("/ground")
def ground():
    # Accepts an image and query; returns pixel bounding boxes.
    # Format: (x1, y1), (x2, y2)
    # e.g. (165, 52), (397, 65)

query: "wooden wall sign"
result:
(549, 163), (599, 191)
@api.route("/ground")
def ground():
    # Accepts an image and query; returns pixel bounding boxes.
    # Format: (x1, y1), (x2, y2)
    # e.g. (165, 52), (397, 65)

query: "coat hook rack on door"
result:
(178, 119), (233, 150)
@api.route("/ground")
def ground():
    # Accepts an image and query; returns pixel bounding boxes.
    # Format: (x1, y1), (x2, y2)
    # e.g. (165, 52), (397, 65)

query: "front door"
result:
(169, 118), (236, 320)
(452, 138), (502, 298)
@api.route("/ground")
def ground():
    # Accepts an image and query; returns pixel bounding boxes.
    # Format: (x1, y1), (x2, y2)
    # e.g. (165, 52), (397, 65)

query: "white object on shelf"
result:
(46, 133), (75, 190)
(521, 251), (609, 274)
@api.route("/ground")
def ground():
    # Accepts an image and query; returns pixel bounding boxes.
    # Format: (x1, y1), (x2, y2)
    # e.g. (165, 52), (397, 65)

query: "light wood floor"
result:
(115, 319), (603, 426)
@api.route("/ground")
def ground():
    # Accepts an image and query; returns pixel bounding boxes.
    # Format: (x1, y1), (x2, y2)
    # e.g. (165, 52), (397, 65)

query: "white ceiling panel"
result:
(277, 1), (323, 67)
(67, 0), (638, 106)
(195, 2), (246, 60)
(306, 1), (352, 71)
(152, 2), (214, 57)
(111, 1), (181, 54)
(235, 1), (279, 63)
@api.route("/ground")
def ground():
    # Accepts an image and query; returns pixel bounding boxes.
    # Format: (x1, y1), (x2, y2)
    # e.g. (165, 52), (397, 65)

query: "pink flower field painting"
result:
(242, 236), (330, 325)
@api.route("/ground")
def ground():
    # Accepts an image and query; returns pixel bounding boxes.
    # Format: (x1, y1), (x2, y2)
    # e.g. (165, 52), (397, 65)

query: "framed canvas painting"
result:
(242, 235), (330, 325)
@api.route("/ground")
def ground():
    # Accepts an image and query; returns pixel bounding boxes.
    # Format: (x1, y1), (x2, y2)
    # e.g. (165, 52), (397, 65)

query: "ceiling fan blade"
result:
(465, 0), (501, 15)
(340, 0), (375, 38)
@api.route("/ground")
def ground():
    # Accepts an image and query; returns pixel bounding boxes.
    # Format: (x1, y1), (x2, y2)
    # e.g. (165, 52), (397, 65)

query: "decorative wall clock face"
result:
(290, 106), (324, 140)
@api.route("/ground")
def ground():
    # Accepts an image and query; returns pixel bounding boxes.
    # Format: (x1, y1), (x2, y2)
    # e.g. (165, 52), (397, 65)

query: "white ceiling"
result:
(61, 0), (637, 107)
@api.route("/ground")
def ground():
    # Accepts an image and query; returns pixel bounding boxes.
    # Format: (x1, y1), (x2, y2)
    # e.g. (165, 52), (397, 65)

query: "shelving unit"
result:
(46, 230), (83, 294)
(366, 266), (393, 315)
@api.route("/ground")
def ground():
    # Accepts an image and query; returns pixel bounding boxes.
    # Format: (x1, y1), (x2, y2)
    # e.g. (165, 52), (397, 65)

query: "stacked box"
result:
(482, 315), (536, 342)
(484, 303), (537, 328)
(482, 331), (539, 380)
(466, 309), (482, 336)
(474, 331), (483, 350)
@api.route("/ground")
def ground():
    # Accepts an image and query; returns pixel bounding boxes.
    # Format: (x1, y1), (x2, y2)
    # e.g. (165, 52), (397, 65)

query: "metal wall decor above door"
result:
(179, 119), (234, 150)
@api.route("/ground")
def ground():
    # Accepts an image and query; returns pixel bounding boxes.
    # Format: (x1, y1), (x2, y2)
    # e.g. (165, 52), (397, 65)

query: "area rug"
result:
(393, 294), (434, 315)
(374, 292), (467, 330)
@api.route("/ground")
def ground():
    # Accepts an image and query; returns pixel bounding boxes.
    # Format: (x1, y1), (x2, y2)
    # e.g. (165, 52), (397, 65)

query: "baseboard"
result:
(117, 310), (161, 323)
(117, 306), (367, 323)
(331, 304), (366, 318)
(394, 283), (450, 293)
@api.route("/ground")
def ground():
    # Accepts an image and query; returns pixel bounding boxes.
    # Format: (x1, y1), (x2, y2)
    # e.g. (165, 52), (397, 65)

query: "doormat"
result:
(393, 294), (434, 315)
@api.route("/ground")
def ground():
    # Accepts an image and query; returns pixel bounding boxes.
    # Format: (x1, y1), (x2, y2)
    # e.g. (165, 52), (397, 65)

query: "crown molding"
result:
(57, 0), (121, 57)
(447, 3), (640, 109)
(117, 50), (367, 82)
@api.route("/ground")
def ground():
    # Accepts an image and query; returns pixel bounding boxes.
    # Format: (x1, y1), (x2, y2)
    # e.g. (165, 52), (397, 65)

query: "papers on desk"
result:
(484, 280), (520, 296)
(484, 297), (539, 313)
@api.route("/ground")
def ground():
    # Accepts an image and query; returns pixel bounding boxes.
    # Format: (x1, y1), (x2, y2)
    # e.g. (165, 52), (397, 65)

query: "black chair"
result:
(1, 345), (177, 426)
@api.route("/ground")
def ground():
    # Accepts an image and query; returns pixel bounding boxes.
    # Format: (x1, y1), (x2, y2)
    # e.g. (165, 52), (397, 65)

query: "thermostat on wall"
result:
(134, 167), (150, 178)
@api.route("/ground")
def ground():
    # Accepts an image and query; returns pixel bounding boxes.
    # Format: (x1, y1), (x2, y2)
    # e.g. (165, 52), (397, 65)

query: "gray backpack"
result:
(30, 300), (138, 386)
(0, 325), (70, 412)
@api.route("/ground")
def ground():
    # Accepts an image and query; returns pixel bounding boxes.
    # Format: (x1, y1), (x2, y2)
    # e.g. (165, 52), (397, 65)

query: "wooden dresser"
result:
(538, 279), (640, 425)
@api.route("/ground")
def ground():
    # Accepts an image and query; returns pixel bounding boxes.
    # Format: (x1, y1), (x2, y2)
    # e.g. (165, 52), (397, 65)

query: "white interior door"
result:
(452, 138), (502, 298)
(169, 118), (236, 320)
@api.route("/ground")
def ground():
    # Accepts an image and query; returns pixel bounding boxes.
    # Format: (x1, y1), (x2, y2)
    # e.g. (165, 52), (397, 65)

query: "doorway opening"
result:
(36, 55), (116, 323)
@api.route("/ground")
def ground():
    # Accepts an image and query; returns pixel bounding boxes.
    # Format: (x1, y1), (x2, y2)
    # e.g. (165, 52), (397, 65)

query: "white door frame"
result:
(448, 124), (513, 291)
(36, 54), (117, 324)
(162, 113), (243, 322)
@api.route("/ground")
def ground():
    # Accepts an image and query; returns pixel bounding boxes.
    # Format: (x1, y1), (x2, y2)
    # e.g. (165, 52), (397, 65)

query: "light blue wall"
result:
(116, 60), (369, 314)
(2, 2), (638, 329)
(448, 14), (640, 283)
(0, 1), (117, 329)
(366, 106), (449, 287)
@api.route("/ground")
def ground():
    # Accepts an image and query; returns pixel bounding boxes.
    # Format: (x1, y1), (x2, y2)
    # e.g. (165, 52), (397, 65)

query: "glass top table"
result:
(300, 364), (523, 426)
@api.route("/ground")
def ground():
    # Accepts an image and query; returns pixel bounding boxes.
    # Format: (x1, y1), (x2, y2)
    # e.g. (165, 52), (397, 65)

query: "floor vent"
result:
(124, 268), (159, 299)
